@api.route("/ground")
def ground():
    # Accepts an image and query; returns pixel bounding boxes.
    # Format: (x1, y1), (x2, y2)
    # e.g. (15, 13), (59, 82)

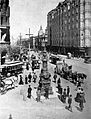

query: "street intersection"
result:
(0, 54), (91, 119)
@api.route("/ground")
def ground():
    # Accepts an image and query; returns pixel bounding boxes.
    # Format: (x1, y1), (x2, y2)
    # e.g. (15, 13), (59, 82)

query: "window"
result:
(68, 12), (70, 16)
(72, 24), (74, 28)
(76, 8), (78, 13)
(64, 6), (66, 13)
(72, 10), (74, 14)
(72, 17), (74, 21)
(68, 3), (70, 10)
(52, 12), (55, 19)
(68, 25), (70, 29)
(76, 15), (79, 20)
(65, 20), (67, 24)
(68, 19), (70, 23)
(76, 23), (79, 28)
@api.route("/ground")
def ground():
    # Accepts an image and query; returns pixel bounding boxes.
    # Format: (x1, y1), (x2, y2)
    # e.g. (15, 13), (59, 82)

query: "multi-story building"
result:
(35, 26), (44, 50)
(80, 0), (91, 56)
(0, 0), (10, 64)
(47, 0), (91, 57)
(0, 0), (10, 42)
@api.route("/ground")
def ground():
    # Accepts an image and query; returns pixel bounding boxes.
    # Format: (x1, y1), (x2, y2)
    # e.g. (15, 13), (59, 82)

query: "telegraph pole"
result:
(26, 28), (33, 50)
(26, 28), (33, 58)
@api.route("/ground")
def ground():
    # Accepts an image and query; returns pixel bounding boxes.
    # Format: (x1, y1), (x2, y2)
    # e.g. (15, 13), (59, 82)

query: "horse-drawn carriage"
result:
(54, 62), (87, 85)
(55, 61), (72, 79)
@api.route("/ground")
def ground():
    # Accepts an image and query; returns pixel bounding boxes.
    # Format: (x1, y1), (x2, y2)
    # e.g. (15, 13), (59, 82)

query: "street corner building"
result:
(47, 0), (91, 57)
(0, 0), (10, 65)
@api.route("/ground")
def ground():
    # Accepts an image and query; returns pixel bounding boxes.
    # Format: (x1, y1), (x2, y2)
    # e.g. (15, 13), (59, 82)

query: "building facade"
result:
(0, 0), (10, 64)
(35, 26), (47, 51)
(47, 0), (91, 56)
(0, 0), (10, 42)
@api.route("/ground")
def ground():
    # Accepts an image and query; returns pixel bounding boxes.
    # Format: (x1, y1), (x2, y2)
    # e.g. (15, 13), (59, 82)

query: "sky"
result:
(10, 0), (64, 43)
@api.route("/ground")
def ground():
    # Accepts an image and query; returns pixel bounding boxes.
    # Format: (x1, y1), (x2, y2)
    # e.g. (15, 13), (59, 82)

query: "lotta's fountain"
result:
(39, 50), (53, 95)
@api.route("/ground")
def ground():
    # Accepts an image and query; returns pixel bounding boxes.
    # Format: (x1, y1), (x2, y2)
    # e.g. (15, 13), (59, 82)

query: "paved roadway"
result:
(0, 54), (91, 119)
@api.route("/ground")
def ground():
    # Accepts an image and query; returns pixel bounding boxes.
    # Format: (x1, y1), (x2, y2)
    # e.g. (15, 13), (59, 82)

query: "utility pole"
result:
(26, 28), (33, 57)
(26, 28), (33, 50)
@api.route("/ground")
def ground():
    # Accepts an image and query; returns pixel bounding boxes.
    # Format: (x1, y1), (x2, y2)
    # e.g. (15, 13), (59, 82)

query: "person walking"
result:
(27, 85), (32, 99)
(62, 88), (67, 103)
(59, 86), (63, 95)
(19, 75), (24, 85)
(36, 88), (41, 102)
(53, 73), (57, 83)
(25, 75), (28, 84)
(67, 95), (72, 111)
(57, 77), (61, 88)
(8, 114), (13, 119)
(28, 72), (32, 83)
(79, 88), (86, 111)
(26, 63), (29, 70)
(45, 87), (49, 99)
(67, 86), (70, 97)
(33, 72), (37, 83)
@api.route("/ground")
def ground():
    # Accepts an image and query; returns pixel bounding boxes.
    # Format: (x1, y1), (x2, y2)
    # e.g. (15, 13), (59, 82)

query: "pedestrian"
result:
(74, 87), (81, 103)
(26, 63), (29, 70)
(63, 88), (67, 103)
(38, 79), (42, 89)
(79, 88), (86, 111)
(27, 85), (32, 99)
(9, 114), (13, 119)
(67, 86), (70, 97)
(19, 75), (24, 85)
(36, 88), (41, 102)
(59, 85), (63, 95)
(57, 77), (61, 88)
(77, 80), (82, 88)
(28, 72), (32, 83)
(33, 72), (37, 83)
(25, 75), (28, 84)
(32, 60), (35, 72)
(80, 88), (86, 103)
(67, 95), (72, 111)
(53, 73), (57, 83)
(45, 87), (49, 99)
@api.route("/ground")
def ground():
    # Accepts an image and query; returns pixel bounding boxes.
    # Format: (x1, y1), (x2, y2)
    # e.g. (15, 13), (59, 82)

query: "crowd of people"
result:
(18, 59), (86, 112)
(53, 68), (86, 111)
(0, 50), (86, 113)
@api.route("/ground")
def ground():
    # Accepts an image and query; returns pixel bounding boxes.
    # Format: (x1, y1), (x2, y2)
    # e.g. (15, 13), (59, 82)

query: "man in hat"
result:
(27, 85), (32, 99)
(67, 86), (70, 97)
(33, 72), (37, 83)
(19, 75), (24, 85)
(25, 75), (28, 84)
(67, 94), (72, 111)
(28, 72), (32, 83)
